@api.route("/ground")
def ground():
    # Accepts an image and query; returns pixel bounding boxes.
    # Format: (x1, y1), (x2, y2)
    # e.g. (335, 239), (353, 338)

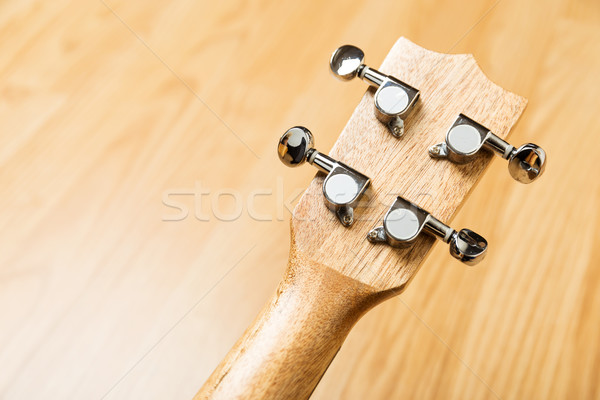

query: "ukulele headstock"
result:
(285, 37), (528, 293)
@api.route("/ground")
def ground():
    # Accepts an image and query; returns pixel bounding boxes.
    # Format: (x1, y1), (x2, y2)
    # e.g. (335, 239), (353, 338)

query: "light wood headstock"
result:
(291, 37), (526, 293)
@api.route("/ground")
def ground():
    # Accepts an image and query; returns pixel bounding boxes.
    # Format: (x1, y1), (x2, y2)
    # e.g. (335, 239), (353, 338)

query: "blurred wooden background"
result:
(1, 0), (599, 398)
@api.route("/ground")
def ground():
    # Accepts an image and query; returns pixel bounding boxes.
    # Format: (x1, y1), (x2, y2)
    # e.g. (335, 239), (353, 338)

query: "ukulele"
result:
(194, 37), (545, 400)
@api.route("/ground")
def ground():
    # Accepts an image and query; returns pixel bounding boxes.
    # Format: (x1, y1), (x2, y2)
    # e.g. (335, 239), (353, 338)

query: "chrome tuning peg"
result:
(278, 126), (370, 227)
(330, 45), (420, 138)
(429, 114), (547, 184)
(367, 196), (487, 265)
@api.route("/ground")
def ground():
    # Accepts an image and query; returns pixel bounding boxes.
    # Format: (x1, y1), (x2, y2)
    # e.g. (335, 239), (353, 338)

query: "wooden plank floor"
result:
(1, 0), (598, 398)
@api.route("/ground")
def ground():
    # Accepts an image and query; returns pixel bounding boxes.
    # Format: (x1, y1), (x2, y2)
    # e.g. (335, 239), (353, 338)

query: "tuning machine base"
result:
(330, 45), (420, 137)
(429, 114), (546, 183)
(367, 196), (487, 265)
(278, 126), (370, 227)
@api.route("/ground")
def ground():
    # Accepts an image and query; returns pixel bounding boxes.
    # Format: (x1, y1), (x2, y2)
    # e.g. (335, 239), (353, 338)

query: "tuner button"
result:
(278, 126), (314, 167)
(431, 115), (547, 184)
(508, 143), (546, 184)
(330, 45), (365, 81)
(449, 229), (488, 266)
(276, 126), (371, 227)
(330, 44), (420, 137)
(367, 196), (488, 266)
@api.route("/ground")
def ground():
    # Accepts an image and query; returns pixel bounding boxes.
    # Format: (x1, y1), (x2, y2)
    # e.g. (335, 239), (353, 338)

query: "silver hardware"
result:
(330, 45), (420, 138)
(278, 126), (370, 227)
(367, 196), (487, 265)
(429, 114), (547, 184)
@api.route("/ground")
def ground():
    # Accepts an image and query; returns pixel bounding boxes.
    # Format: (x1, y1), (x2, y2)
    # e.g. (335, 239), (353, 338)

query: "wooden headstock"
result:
(292, 37), (526, 293)
(197, 38), (527, 400)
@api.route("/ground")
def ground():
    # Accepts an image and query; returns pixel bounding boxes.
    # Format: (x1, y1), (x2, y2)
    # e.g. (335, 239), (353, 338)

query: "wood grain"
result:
(0, 0), (599, 399)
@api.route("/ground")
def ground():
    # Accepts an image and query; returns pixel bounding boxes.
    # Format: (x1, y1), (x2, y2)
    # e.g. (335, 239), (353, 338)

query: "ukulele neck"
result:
(195, 244), (388, 400)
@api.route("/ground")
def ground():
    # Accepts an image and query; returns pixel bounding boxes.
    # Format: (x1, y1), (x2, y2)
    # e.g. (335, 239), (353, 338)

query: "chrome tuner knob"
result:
(277, 125), (314, 167)
(278, 126), (371, 227)
(330, 45), (420, 138)
(367, 196), (487, 265)
(429, 114), (546, 184)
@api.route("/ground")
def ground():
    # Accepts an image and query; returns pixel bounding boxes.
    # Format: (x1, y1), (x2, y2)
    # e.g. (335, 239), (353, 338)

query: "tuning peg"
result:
(330, 45), (420, 138)
(278, 126), (370, 226)
(429, 114), (546, 184)
(367, 196), (487, 265)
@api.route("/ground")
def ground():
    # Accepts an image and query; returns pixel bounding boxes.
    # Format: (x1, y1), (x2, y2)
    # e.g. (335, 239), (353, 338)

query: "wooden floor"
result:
(1, 0), (599, 398)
